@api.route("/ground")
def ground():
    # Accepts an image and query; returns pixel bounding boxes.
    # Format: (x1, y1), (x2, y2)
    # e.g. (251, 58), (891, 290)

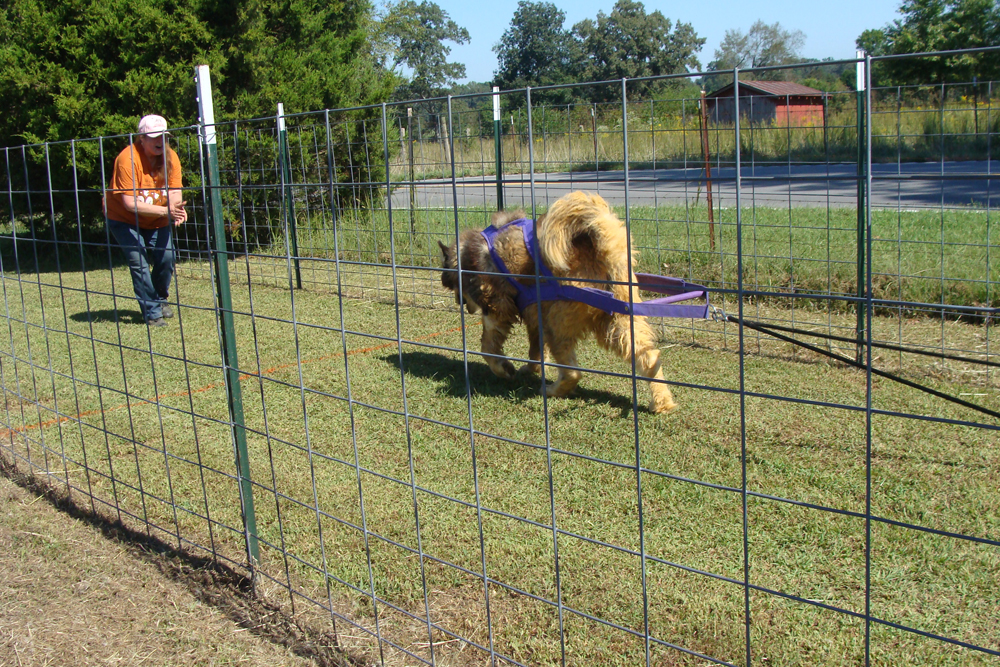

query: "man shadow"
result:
(70, 308), (144, 325)
(382, 350), (638, 416)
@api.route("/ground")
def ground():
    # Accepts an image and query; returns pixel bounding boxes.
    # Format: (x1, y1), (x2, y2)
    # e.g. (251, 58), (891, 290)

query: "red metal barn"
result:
(704, 80), (826, 126)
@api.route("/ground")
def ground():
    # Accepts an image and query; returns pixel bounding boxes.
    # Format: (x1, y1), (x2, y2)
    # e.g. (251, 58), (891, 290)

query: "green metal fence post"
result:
(277, 103), (302, 290)
(855, 51), (868, 364)
(195, 64), (259, 567)
(493, 87), (504, 211)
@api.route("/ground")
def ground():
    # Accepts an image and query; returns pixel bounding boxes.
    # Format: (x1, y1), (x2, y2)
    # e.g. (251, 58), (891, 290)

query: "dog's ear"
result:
(438, 240), (458, 291)
(438, 240), (454, 266)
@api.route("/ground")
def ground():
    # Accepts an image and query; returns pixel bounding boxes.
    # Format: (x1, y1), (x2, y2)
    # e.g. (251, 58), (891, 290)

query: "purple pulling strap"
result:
(480, 218), (710, 319)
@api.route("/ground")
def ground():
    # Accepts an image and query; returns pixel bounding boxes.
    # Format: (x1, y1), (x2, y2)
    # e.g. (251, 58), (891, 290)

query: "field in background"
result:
(385, 87), (1000, 181)
(1, 262), (997, 665)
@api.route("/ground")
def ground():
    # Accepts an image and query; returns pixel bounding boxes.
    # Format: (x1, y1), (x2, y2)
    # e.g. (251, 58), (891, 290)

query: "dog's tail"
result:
(536, 191), (633, 299)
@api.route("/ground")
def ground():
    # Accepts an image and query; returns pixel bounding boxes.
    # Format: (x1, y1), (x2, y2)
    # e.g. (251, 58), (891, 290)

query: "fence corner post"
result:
(277, 103), (302, 290)
(699, 90), (715, 252)
(493, 87), (504, 211)
(407, 107), (416, 234)
(855, 50), (868, 364)
(195, 64), (260, 569)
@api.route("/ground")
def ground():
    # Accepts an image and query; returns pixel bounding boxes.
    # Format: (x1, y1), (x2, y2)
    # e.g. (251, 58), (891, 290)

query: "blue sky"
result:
(434, 0), (904, 83)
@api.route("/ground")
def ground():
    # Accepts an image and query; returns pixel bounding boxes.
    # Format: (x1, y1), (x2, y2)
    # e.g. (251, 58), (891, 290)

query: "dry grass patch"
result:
(0, 462), (357, 667)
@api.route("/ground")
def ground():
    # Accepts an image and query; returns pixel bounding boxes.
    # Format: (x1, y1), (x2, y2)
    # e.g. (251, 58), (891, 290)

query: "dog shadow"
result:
(383, 350), (639, 416)
(70, 308), (144, 325)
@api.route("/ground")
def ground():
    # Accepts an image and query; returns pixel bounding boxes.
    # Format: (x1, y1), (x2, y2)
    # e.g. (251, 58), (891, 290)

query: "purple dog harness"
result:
(480, 218), (711, 319)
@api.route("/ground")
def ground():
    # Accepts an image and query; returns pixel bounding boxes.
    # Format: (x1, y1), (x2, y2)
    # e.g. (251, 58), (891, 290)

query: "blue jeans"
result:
(107, 219), (175, 321)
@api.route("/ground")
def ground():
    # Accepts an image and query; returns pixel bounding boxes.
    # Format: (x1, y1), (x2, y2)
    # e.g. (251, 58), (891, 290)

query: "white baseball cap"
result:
(137, 114), (170, 137)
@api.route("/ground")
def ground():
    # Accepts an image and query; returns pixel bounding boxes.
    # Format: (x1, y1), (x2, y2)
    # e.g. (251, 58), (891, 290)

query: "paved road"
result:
(390, 161), (999, 211)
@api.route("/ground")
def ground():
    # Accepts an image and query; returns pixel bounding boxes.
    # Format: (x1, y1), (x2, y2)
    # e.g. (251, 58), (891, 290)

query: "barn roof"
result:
(706, 80), (825, 98)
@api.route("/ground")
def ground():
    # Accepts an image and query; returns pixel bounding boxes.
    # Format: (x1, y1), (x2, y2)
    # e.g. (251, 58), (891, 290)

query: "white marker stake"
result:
(195, 64), (216, 146)
(856, 49), (866, 92)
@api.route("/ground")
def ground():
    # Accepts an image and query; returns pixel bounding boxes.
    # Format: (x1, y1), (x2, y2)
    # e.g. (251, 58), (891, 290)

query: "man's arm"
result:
(166, 152), (187, 224)
(119, 193), (169, 218)
(118, 191), (187, 224)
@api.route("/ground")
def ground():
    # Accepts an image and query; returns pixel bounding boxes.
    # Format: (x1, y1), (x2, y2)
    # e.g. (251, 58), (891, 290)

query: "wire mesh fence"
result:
(1, 52), (998, 666)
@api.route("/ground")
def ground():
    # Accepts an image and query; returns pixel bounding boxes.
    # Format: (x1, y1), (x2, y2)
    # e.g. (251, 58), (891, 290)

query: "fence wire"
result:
(1, 52), (998, 666)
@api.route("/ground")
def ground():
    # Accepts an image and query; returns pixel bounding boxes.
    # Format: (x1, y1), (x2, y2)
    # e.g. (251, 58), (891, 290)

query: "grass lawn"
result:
(0, 254), (998, 666)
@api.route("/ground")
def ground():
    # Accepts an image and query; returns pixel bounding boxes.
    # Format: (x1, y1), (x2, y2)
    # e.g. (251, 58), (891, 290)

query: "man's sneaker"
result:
(147, 317), (168, 328)
(161, 304), (174, 319)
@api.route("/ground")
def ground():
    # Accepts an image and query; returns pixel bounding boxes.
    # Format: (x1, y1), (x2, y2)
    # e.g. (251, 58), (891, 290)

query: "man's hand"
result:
(169, 200), (188, 225)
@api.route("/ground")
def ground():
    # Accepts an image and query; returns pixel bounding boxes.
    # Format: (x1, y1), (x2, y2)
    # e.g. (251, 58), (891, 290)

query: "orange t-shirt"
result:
(105, 142), (183, 229)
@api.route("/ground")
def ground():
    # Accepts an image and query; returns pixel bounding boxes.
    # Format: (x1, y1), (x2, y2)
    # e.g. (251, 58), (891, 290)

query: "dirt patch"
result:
(0, 457), (358, 667)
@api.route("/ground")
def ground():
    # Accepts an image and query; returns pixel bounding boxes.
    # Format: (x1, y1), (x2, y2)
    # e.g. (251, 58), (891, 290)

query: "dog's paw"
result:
(490, 359), (517, 380)
(648, 394), (678, 415)
(544, 383), (574, 398)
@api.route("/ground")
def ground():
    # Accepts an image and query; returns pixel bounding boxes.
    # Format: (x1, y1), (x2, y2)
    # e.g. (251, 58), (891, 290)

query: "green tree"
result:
(376, 0), (470, 101)
(703, 21), (806, 91)
(226, 0), (396, 116)
(0, 0), (395, 239)
(857, 0), (1000, 84)
(571, 0), (704, 101)
(492, 0), (580, 103)
(0, 0), (219, 145)
(709, 21), (805, 73)
(0, 0), (394, 141)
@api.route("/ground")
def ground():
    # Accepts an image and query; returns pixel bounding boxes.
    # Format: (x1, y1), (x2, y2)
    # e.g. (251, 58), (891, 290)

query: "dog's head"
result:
(438, 234), (483, 314)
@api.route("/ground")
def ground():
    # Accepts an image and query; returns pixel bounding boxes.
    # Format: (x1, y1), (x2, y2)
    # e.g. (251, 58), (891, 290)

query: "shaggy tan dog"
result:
(438, 191), (677, 414)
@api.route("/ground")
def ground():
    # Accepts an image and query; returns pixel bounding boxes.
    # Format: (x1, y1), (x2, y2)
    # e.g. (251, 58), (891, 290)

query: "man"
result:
(105, 114), (188, 328)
